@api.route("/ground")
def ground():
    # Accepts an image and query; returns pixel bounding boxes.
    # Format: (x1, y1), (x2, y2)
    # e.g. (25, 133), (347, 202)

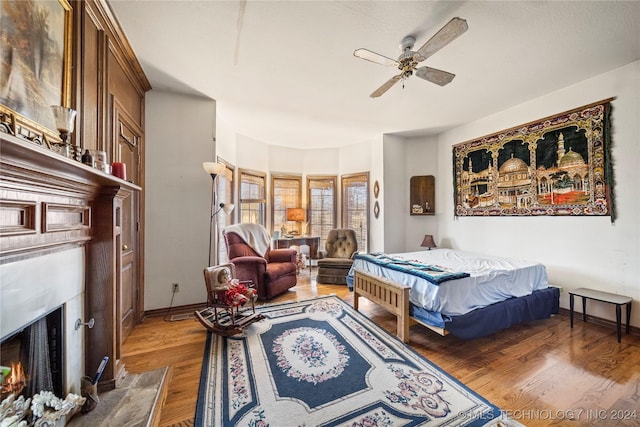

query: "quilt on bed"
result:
(354, 253), (470, 284)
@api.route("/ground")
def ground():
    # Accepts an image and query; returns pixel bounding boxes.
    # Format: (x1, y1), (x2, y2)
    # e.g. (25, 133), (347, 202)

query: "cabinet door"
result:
(112, 101), (142, 343)
(119, 188), (137, 343)
(112, 99), (142, 185)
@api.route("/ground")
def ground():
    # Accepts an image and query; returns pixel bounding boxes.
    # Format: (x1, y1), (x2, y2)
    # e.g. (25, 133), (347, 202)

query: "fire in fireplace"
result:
(0, 307), (64, 400)
(1, 362), (26, 396)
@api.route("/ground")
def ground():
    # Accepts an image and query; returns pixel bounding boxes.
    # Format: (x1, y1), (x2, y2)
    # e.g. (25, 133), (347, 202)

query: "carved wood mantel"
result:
(1, 132), (141, 390)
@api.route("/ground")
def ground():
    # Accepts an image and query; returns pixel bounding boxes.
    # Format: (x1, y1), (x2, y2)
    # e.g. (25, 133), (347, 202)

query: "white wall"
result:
(434, 61), (640, 326)
(404, 136), (439, 253)
(216, 123), (376, 249)
(145, 90), (216, 310)
(368, 135), (385, 253)
(381, 135), (405, 253)
(215, 115), (237, 166)
(302, 148), (339, 176)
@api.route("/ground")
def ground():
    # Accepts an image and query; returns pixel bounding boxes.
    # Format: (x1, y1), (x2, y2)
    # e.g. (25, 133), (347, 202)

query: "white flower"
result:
(30, 391), (64, 418)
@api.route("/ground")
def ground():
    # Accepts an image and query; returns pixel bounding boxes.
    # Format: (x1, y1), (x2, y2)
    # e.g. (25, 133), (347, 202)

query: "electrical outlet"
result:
(172, 283), (180, 293)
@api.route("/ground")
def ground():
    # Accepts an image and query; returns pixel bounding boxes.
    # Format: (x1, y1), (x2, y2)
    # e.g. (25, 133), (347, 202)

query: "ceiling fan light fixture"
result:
(356, 17), (468, 97)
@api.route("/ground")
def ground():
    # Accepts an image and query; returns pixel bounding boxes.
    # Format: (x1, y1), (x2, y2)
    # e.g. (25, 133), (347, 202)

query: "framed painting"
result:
(0, 0), (73, 147)
(453, 99), (614, 219)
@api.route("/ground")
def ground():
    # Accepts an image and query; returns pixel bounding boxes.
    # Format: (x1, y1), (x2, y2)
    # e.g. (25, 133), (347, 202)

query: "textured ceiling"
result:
(107, 0), (640, 148)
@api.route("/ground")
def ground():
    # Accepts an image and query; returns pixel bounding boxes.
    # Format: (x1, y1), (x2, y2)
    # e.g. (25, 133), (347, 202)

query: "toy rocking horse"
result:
(195, 263), (265, 336)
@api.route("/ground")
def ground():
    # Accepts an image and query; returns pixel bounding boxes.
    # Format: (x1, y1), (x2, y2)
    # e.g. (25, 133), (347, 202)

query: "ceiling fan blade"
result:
(370, 75), (402, 98)
(415, 17), (468, 62)
(415, 66), (456, 86)
(354, 48), (399, 67)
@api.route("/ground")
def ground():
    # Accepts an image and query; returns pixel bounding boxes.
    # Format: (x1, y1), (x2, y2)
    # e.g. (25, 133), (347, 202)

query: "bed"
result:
(347, 249), (560, 341)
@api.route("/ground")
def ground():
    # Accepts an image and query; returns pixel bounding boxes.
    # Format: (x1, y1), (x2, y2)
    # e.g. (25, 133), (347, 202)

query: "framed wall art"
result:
(0, 0), (73, 147)
(453, 99), (614, 219)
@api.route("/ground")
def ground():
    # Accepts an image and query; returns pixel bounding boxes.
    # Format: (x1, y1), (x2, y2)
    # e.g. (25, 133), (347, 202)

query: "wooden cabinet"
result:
(0, 0), (147, 392)
(0, 133), (141, 391)
(0, 0), (148, 390)
(410, 175), (435, 215)
(273, 237), (320, 260)
(111, 99), (144, 345)
(118, 188), (137, 345)
(74, 0), (150, 388)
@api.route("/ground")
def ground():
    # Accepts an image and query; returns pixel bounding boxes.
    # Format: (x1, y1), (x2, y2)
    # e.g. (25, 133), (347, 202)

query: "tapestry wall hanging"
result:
(453, 99), (614, 219)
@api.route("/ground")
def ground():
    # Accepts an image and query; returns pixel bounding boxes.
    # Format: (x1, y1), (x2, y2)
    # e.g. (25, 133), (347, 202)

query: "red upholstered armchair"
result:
(222, 224), (297, 300)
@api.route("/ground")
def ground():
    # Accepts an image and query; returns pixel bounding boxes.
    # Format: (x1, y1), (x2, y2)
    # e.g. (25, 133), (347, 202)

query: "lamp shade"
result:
(202, 162), (226, 177)
(286, 208), (305, 221)
(50, 106), (77, 133)
(220, 203), (234, 215)
(420, 234), (437, 249)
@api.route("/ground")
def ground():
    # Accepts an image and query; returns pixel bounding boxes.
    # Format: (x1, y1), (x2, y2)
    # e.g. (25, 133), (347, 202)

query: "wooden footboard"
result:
(353, 269), (448, 342)
(353, 270), (411, 342)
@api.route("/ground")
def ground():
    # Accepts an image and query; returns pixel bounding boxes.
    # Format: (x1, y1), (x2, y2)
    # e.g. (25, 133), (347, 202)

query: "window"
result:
(239, 169), (266, 226)
(271, 174), (302, 234)
(307, 176), (336, 249)
(216, 160), (234, 263)
(341, 172), (369, 252)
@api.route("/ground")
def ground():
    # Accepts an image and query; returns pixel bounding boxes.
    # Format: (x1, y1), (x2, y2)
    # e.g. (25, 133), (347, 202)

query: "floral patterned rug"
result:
(195, 295), (521, 426)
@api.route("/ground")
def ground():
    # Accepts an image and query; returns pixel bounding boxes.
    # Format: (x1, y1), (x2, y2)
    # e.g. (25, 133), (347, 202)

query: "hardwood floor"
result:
(122, 275), (640, 427)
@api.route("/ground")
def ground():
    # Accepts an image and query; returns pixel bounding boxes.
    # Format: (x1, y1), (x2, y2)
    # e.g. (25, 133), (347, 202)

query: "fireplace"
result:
(0, 248), (85, 397)
(2, 133), (133, 393)
(1, 307), (64, 399)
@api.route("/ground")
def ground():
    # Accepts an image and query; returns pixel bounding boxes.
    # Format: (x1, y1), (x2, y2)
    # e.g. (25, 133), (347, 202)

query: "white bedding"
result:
(350, 248), (548, 316)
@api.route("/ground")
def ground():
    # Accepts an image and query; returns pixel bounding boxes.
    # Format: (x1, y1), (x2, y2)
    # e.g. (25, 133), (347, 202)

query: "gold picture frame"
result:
(0, 0), (73, 148)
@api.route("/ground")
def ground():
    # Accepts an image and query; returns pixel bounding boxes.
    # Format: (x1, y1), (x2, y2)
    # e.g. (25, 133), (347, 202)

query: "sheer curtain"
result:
(26, 317), (53, 396)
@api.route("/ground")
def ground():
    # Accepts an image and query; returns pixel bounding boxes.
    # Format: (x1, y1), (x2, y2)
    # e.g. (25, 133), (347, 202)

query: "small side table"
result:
(569, 287), (632, 343)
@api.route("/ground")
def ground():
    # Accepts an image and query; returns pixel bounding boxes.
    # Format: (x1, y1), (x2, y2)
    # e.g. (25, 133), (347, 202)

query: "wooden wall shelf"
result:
(410, 175), (435, 215)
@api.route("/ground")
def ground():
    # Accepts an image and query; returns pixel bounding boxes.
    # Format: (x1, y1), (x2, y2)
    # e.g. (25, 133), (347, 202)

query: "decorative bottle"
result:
(81, 150), (94, 167)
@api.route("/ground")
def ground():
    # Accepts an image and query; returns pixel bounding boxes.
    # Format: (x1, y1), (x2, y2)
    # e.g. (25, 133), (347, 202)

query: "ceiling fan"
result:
(354, 17), (468, 98)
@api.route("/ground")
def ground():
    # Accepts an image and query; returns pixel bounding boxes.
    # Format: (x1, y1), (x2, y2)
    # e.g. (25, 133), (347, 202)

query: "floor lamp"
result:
(203, 162), (235, 267)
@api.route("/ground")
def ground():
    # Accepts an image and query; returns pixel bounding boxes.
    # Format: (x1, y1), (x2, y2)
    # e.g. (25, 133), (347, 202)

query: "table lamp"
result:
(286, 208), (305, 235)
(420, 234), (437, 250)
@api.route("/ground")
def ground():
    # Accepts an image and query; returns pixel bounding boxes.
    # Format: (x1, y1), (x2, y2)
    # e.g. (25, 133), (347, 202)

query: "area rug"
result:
(195, 295), (521, 426)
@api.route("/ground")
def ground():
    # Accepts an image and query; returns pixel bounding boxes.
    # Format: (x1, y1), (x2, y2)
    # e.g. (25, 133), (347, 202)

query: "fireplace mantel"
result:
(1, 132), (140, 390)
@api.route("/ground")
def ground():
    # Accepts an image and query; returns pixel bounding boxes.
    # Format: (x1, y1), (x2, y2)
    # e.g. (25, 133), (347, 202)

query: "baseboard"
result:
(557, 307), (639, 336)
(144, 301), (207, 319)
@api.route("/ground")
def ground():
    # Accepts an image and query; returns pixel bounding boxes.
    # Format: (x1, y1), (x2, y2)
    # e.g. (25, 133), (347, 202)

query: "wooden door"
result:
(113, 100), (142, 343)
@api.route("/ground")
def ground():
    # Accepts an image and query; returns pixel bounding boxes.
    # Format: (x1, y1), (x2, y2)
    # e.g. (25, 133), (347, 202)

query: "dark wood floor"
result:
(122, 274), (640, 427)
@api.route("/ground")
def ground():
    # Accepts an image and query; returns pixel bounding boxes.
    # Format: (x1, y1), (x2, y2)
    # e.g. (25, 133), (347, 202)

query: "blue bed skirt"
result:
(410, 286), (560, 340)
